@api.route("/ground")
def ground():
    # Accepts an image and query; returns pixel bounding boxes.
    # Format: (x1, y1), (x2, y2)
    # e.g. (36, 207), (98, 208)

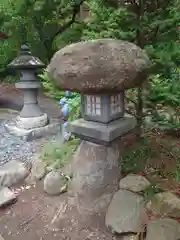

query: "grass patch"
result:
(122, 137), (157, 174)
(41, 138), (80, 170)
(143, 183), (162, 201)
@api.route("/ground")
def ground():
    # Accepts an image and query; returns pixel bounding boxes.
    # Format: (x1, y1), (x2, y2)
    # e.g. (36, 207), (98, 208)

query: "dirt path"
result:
(0, 182), (65, 240)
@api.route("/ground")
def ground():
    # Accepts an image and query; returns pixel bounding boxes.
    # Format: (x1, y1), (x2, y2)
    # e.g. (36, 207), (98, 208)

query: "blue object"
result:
(59, 98), (66, 106)
(61, 103), (69, 118)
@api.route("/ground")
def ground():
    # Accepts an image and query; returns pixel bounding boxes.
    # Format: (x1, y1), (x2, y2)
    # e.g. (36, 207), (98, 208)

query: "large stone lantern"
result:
(5, 44), (49, 139)
(48, 39), (150, 237)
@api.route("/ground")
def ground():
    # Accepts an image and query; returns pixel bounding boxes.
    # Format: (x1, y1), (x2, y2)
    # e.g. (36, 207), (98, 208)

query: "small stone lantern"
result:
(5, 44), (49, 138)
(47, 39), (150, 233)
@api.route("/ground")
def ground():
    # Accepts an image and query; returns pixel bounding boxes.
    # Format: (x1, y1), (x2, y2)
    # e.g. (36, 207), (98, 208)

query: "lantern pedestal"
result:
(67, 140), (120, 215)
(5, 119), (61, 141)
(70, 115), (136, 145)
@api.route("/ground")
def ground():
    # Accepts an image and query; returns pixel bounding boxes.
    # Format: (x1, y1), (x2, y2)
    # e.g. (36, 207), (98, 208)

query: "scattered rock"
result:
(119, 174), (150, 193)
(146, 218), (180, 240)
(0, 160), (29, 187)
(0, 187), (16, 207)
(146, 191), (180, 218)
(0, 234), (4, 240)
(44, 171), (68, 196)
(48, 39), (150, 93)
(25, 157), (46, 184)
(105, 190), (147, 234)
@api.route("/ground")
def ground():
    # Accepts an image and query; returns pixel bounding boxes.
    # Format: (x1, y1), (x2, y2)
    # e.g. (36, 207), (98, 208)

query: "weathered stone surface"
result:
(0, 160), (29, 187)
(146, 191), (180, 218)
(146, 218), (180, 240)
(16, 114), (49, 130)
(48, 39), (150, 93)
(44, 171), (67, 195)
(25, 157), (46, 184)
(0, 187), (16, 207)
(119, 174), (150, 193)
(5, 121), (61, 141)
(121, 234), (139, 240)
(0, 234), (4, 240)
(105, 190), (147, 234)
(70, 140), (120, 214)
(70, 115), (136, 145)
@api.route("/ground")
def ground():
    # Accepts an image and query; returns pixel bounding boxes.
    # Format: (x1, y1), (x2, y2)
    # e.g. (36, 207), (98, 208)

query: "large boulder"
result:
(47, 39), (150, 93)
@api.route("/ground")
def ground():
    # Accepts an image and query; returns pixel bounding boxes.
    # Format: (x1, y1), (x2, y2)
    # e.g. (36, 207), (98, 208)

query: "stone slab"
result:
(0, 160), (29, 187)
(145, 218), (180, 240)
(119, 174), (150, 193)
(4, 120), (61, 141)
(105, 189), (147, 234)
(70, 115), (136, 145)
(146, 191), (180, 218)
(0, 187), (16, 207)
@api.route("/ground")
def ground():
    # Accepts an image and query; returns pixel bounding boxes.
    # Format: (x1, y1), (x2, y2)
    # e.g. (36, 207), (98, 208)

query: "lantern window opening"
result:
(110, 93), (122, 115)
(85, 95), (101, 116)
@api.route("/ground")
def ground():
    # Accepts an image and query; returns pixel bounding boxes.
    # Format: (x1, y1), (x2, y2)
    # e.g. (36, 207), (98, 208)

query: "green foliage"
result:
(149, 73), (180, 107)
(82, 1), (135, 40)
(56, 22), (85, 49)
(143, 184), (162, 201)
(0, 0), (85, 78)
(122, 137), (156, 174)
(41, 137), (80, 169)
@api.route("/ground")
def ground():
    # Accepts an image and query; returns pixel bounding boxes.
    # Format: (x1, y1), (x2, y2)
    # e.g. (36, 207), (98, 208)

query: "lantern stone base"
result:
(68, 140), (120, 213)
(4, 119), (61, 141)
(50, 140), (123, 239)
(70, 115), (136, 145)
(16, 114), (49, 130)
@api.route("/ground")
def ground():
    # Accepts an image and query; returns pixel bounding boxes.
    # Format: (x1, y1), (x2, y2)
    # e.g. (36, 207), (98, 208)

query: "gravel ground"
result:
(0, 119), (62, 166)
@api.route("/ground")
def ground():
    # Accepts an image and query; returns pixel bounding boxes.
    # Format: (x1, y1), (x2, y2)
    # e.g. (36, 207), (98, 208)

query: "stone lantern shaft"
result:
(16, 69), (43, 118)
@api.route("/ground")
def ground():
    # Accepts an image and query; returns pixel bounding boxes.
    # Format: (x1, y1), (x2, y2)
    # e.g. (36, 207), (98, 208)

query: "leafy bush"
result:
(41, 137), (80, 169)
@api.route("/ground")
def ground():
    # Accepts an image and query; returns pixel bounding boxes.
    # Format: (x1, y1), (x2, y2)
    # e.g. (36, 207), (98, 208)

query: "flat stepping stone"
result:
(0, 187), (16, 207)
(119, 174), (150, 193)
(105, 189), (147, 234)
(146, 218), (180, 240)
(0, 160), (29, 187)
(146, 191), (180, 218)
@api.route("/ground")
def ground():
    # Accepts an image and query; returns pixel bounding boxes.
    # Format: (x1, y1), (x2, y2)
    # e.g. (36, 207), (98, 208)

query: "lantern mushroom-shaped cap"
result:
(47, 39), (151, 93)
(8, 44), (45, 69)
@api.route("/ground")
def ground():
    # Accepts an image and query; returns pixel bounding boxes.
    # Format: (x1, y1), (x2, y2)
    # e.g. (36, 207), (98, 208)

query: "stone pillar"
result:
(48, 39), (150, 234)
